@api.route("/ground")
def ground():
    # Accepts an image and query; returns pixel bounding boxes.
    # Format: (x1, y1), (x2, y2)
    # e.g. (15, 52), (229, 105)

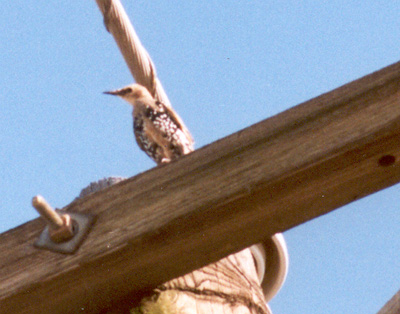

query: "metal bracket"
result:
(32, 195), (95, 254)
(34, 211), (94, 254)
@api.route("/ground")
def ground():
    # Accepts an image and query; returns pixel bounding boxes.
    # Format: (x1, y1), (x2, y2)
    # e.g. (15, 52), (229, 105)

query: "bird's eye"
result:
(116, 87), (132, 96)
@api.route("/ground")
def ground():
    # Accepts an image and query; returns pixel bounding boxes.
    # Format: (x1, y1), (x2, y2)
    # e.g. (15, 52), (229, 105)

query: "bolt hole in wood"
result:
(378, 155), (396, 167)
(72, 219), (79, 235)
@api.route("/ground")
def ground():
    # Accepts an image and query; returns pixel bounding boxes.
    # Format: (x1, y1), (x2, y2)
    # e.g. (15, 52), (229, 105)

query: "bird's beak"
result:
(103, 90), (120, 96)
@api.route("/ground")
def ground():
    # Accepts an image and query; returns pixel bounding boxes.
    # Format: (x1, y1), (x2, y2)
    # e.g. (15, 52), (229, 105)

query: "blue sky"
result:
(1, 1), (399, 313)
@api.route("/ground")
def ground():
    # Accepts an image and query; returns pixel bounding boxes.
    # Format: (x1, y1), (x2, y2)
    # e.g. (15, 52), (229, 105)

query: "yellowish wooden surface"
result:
(2, 61), (400, 313)
(135, 248), (271, 314)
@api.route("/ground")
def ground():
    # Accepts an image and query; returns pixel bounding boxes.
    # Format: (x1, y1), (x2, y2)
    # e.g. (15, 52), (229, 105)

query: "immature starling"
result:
(104, 84), (194, 164)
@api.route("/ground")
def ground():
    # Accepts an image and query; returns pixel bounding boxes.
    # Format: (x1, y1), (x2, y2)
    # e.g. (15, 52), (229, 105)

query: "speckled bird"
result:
(104, 84), (194, 164)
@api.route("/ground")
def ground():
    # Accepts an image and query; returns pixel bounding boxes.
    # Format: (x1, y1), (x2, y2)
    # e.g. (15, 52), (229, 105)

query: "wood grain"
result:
(2, 61), (400, 313)
(136, 248), (271, 314)
(377, 289), (400, 314)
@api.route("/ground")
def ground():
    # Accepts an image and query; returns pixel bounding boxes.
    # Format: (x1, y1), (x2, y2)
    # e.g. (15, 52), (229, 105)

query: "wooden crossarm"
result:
(1, 61), (400, 313)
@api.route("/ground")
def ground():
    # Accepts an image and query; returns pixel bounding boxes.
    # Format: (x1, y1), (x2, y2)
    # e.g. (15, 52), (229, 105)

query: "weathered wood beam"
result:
(2, 61), (400, 313)
(377, 289), (400, 314)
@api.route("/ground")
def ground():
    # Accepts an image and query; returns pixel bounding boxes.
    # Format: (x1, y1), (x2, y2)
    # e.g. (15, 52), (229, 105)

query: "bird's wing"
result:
(155, 100), (194, 148)
(133, 115), (147, 152)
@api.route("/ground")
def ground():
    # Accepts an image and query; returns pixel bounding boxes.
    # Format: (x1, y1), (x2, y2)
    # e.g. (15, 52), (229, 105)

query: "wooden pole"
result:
(2, 61), (400, 313)
(132, 248), (272, 314)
